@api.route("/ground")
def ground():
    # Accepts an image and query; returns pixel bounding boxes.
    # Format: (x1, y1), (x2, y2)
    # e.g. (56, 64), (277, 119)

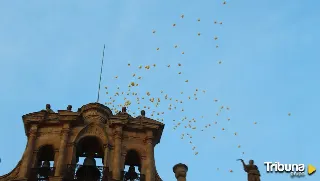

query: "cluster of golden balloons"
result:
(102, 0), (272, 174)
(153, 13), (224, 64)
(105, 59), (240, 159)
(110, 17), (225, 141)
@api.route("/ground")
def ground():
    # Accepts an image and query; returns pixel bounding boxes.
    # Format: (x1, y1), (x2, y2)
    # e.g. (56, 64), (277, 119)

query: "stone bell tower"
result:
(0, 103), (171, 181)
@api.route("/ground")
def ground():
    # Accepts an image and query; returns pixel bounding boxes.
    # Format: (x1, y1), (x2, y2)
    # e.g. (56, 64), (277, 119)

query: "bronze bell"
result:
(77, 153), (100, 181)
(39, 161), (51, 178)
(124, 166), (138, 181)
(42, 161), (50, 168)
(76, 166), (101, 181)
(83, 152), (96, 166)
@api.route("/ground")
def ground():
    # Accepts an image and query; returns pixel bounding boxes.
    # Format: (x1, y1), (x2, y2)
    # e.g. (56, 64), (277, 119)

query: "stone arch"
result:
(34, 144), (55, 168)
(73, 123), (108, 145)
(122, 145), (146, 159)
(71, 123), (108, 165)
(37, 144), (55, 153)
(35, 139), (59, 151)
(121, 145), (146, 171)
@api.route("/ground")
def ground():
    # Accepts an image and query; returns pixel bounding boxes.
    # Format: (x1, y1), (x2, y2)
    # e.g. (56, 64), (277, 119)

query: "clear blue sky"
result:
(0, 0), (319, 180)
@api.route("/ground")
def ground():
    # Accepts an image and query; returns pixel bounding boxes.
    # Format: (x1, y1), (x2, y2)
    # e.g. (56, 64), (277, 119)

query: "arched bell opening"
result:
(32, 145), (55, 180)
(76, 136), (104, 166)
(71, 136), (105, 181)
(122, 150), (144, 181)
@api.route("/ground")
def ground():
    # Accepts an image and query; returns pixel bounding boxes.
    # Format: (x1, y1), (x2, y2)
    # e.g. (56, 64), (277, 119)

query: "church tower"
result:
(0, 103), (188, 181)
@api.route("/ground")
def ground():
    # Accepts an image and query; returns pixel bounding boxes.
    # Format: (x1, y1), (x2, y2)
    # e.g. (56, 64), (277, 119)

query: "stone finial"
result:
(173, 163), (188, 181)
(141, 110), (146, 116)
(67, 105), (72, 111)
(45, 104), (54, 113)
(122, 107), (127, 113)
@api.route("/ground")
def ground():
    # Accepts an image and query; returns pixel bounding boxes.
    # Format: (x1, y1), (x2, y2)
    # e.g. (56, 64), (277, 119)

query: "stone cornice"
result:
(21, 103), (165, 144)
(57, 110), (79, 123)
(109, 119), (127, 126)
(118, 116), (165, 145)
(22, 111), (79, 125)
(134, 116), (164, 126)
(22, 111), (47, 124)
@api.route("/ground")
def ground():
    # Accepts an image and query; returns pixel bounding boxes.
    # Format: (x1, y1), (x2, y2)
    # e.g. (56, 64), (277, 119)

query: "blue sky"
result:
(0, 0), (319, 180)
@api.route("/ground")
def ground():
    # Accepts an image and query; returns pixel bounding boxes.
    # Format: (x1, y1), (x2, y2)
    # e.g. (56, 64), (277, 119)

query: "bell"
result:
(38, 161), (51, 178)
(41, 160), (50, 168)
(77, 152), (100, 181)
(124, 166), (138, 181)
(76, 166), (101, 181)
(83, 152), (96, 166)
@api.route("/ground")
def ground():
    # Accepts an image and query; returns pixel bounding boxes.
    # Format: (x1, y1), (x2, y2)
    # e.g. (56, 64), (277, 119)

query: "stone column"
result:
(101, 144), (110, 180)
(55, 124), (70, 176)
(104, 124), (111, 169)
(145, 130), (155, 181)
(67, 144), (77, 165)
(112, 126), (123, 180)
(173, 163), (188, 181)
(31, 150), (39, 168)
(19, 124), (38, 179)
(140, 156), (147, 180)
(120, 153), (126, 171)
(108, 145), (114, 170)
(53, 149), (59, 168)
(108, 139), (114, 171)
(103, 144), (109, 167)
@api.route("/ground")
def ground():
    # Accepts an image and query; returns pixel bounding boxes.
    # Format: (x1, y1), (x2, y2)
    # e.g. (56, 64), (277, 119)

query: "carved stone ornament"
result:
(74, 123), (108, 144)
(80, 103), (111, 124)
(84, 124), (104, 137)
(173, 163), (188, 179)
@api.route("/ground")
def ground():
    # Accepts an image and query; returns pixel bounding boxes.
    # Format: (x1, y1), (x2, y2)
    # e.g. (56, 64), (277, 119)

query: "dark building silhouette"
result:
(0, 103), (188, 181)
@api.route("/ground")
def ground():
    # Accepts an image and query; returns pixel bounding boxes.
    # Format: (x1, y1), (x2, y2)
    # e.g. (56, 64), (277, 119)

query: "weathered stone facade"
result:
(0, 103), (188, 181)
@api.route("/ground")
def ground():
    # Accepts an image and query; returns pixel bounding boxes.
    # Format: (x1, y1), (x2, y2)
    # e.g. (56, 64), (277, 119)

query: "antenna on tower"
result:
(97, 44), (106, 103)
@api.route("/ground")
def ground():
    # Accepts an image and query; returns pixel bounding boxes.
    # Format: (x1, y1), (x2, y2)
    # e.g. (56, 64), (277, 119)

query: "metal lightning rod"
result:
(97, 44), (106, 103)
